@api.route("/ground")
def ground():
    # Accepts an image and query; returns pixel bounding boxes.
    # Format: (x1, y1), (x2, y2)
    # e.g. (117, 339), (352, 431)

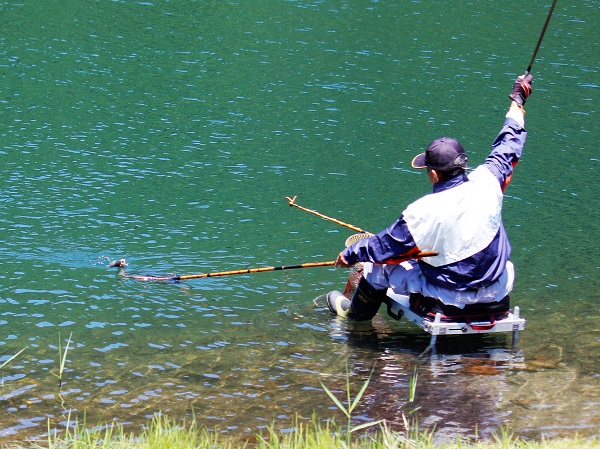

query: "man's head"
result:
(411, 137), (468, 184)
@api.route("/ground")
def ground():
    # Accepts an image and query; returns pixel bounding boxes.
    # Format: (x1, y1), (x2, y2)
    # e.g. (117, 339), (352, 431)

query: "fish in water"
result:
(108, 258), (178, 282)
(109, 258), (127, 268)
(109, 258), (128, 276)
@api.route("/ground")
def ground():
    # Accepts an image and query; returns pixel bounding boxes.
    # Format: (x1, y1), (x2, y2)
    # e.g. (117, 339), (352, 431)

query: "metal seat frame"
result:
(385, 291), (527, 352)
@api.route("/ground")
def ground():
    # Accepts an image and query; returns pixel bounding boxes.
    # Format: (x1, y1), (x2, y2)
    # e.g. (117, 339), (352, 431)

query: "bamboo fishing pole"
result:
(117, 251), (438, 282)
(112, 197), (439, 283)
(161, 261), (336, 282)
(286, 195), (369, 234)
(108, 261), (334, 282)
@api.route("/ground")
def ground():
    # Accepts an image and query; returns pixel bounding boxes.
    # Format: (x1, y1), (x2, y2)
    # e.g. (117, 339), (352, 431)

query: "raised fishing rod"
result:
(111, 251), (438, 282)
(286, 195), (369, 234)
(526, 0), (558, 75)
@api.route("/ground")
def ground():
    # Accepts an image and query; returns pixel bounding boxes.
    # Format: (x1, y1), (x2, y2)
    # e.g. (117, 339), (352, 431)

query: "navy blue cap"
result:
(411, 137), (468, 171)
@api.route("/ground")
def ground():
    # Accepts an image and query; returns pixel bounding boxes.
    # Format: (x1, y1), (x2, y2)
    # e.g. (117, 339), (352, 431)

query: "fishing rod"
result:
(112, 251), (438, 283)
(156, 261), (337, 282)
(526, 0), (558, 75)
(286, 196), (379, 247)
(109, 196), (440, 282)
(286, 195), (368, 234)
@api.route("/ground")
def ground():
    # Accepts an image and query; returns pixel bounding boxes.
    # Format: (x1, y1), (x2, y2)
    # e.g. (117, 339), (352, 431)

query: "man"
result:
(327, 74), (533, 321)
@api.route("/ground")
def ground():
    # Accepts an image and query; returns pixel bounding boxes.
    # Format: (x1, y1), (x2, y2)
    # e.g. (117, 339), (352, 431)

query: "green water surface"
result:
(1, 0), (598, 444)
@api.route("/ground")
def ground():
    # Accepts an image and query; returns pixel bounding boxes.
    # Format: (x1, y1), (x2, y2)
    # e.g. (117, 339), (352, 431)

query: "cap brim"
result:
(411, 152), (427, 169)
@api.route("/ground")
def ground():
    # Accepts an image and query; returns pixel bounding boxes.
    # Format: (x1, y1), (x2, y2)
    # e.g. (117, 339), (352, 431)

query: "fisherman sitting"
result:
(328, 74), (533, 321)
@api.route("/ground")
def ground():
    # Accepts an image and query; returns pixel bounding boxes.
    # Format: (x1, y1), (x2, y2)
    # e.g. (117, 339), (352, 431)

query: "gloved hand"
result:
(509, 73), (533, 106)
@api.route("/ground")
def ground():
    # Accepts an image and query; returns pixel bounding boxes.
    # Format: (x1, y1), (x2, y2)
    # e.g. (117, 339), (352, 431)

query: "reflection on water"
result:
(1, 0), (599, 445)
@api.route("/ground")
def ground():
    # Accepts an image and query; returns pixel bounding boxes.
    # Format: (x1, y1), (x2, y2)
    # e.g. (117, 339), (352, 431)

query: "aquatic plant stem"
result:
(53, 332), (72, 390)
(320, 364), (384, 447)
(409, 365), (418, 403)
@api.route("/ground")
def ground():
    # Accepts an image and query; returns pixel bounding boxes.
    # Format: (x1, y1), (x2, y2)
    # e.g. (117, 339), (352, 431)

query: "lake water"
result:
(1, 0), (598, 445)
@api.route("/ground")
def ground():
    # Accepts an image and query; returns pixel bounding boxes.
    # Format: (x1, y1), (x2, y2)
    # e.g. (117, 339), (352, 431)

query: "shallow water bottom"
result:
(2, 292), (599, 446)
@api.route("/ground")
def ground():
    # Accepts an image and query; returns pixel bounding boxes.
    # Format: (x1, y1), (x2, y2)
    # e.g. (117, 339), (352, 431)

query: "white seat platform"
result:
(385, 291), (527, 351)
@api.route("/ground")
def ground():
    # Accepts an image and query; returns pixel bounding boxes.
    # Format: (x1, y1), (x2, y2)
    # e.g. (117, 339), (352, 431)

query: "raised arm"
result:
(484, 74), (533, 191)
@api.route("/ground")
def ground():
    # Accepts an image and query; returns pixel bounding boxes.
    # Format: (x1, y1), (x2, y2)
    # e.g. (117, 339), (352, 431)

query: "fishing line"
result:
(526, 0), (558, 74)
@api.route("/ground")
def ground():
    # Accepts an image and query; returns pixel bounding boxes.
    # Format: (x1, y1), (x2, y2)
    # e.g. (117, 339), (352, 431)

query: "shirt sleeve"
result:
(341, 216), (418, 265)
(484, 113), (527, 188)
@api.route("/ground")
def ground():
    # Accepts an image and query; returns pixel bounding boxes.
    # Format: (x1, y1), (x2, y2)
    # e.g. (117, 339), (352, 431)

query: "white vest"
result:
(403, 166), (503, 267)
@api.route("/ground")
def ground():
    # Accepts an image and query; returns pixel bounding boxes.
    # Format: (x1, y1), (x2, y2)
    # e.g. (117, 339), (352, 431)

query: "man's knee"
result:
(348, 277), (388, 321)
(327, 277), (388, 321)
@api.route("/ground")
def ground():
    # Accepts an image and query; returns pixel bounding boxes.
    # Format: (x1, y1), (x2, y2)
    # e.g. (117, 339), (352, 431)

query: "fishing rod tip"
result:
(109, 258), (128, 268)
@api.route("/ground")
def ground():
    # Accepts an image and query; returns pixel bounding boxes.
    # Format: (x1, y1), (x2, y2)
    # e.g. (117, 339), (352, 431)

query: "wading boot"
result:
(326, 277), (388, 321)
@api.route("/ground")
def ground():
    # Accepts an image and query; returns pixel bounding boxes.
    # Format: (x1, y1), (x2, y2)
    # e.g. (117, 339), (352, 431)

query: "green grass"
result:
(5, 413), (596, 449)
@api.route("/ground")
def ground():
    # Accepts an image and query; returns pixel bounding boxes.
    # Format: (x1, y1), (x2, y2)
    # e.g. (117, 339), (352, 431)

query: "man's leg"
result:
(327, 263), (393, 321)
(327, 276), (389, 320)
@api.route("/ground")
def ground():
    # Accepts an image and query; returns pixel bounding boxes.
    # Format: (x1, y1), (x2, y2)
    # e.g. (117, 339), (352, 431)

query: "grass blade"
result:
(1, 347), (27, 370)
(349, 365), (374, 413)
(350, 419), (386, 434)
(319, 381), (350, 419)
